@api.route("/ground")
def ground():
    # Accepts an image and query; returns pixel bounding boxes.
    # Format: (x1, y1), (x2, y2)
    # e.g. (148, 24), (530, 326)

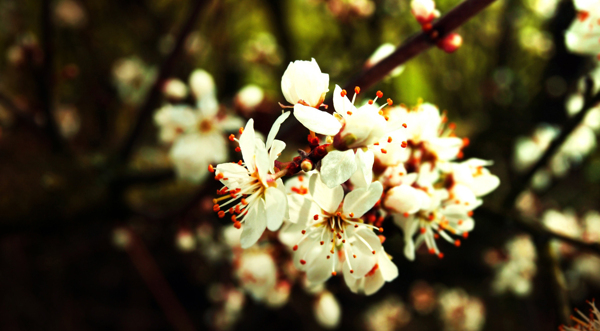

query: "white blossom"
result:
(282, 58), (329, 108)
(213, 114), (290, 248)
(565, 0), (600, 59)
(313, 291), (341, 329)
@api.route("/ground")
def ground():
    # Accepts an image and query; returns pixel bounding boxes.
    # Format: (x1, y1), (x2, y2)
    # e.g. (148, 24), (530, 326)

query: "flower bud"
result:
(301, 159), (313, 172)
(436, 33), (463, 53)
(411, 0), (439, 25)
(281, 58), (329, 107)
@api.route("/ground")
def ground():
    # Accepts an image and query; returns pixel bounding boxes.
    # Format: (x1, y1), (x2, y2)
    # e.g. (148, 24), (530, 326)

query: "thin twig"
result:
(478, 208), (600, 255)
(117, 0), (210, 164)
(125, 228), (196, 331)
(503, 83), (600, 210)
(343, 0), (498, 92)
(39, 0), (65, 152)
(535, 237), (571, 326)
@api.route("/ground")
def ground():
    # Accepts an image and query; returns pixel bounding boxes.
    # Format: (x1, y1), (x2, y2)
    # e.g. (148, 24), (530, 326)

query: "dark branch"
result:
(535, 237), (571, 326)
(343, 0), (498, 92)
(117, 0), (210, 164)
(479, 208), (600, 255)
(503, 83), (600, 210)
(39, 0), (66, 152)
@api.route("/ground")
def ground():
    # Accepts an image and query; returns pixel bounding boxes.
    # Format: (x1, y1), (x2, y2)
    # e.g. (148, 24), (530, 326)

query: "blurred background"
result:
(1, 0), (599, 330)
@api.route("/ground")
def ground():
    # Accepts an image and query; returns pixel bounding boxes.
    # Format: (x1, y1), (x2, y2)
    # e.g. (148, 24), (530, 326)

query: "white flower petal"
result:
(254, 138), (270, 186)
(265, 186), (287, 231)
(363, 270), (385, 296)
(266, 111), (290, 151)
(239, 119), (256, 173)
(343, 181), (383, 218)
(309, 173), (344, 214)
(240, 199), (267, 248)
(269, 139), (286, 172)
(333, 85), (354, 119)
(320, 150), (357, 188)
(351, 149), (374, 188)
(472, 174), (500, 197)
(378, 249), (399, 282)
(384, 184), (421, 214)
(293, 104), (341, 136)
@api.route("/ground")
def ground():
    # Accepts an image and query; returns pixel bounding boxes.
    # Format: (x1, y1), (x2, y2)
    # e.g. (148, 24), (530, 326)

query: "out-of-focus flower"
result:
(560, 300), (600, 331)
(235, 249), (277, 300)
(162, 78), (189, 101)
(213, 115), (290, 248)
(154, 70), (242, 182)
(53, 104), (81, 139)
(54, 0), (87, 28)
(242, 33), (282, 66)
(364, 296), (411, 331)
(343, 247), (399, 295)
(439, 288), (486, 331)
(565, 0), (600, 59)
(410, 281), (437, 314)
(313, 291), (341, 329)
(112, 57), (157, 105)
(543, 209), (582, 256)
(364, 43), (405, 77)
(176, 229), (196, 252)
(411, 0), (440, 25)
(513, 124), (560, 172)
(490, 235), (537, 296)
(234, 85), (265, 115)
(208, 285), (246, 331)
(325, 0), (376, 21)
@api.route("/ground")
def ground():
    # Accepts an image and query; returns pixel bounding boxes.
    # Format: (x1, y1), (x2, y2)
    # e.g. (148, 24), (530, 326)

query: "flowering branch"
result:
(117, 0), (210, 164)
(536, 237), (571, 326)
(503, 81), (600, 210)
(343, 0), (498, 92)
(479, 208), (600, 255)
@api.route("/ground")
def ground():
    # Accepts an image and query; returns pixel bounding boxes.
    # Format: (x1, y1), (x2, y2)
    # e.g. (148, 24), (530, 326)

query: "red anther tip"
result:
(387, 98), (393, 106)
(420, 227), (426, 234)
(300, 259), (306, 265)
(372, 250), (376, 255)
(454, 240), (461, 247)
(239, 127), (244, 134)
(293, 245), (298, 251)
(313, 214), (319, 220)
(350, 269), (354, 274)
(379, 227), (384, 232)
(381, 148), (387, 154)
(235, 147), (241, 152)
(332, 271), (337, 276)
(208, 164), (215, 172)
(462, 232), (469, 239)
(376, 91), (383, 98)
(438, 253), (444, 259)
(213, 205), (220, 212)
(403, 212), (409, 217)
(228, 134), (235, 141)
(347, 111), (353, 115)
(378, 235), (386, 244)
(354, 86), (361, 94)
(428, 248), (435, 254)
(218, 211), (225, 218)
(368, 100), (374, 105)
(349, 213), (354, 217)
(462, 137), (470, 147)
(233, 221), (241, 229)
(387, 137), (392, 143)
(341, 89), (347, 97)
(301, 230), (306, 234)
(401, 141), (408, 148)
(320, 241), (324, 245)
(402, 123), (407, 128)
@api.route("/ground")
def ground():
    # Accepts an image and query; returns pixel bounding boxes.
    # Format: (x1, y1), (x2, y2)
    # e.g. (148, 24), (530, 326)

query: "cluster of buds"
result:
(410, 0), (463, 53)
(209, 58), (499, 296)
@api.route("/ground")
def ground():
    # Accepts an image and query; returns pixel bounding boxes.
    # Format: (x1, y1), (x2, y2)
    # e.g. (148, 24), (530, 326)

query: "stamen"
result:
(228, 134), (235, 141)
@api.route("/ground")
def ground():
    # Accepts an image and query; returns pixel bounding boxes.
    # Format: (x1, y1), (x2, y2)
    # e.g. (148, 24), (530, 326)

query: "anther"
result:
(354, 86), (360, 94)
(454, 240), (461, 247)
(376, 91), (383, 98)
(438, 253), (444, 259)
(332, 271), (337, 276)
(314, 214), (319, 221)
(301, 230), (306, 234)
(349, 213), (354, 217)
(233, 221), (241, 229)
(215, 173), (224, 180)
(428, 248), (435, 254)
(381, 148), (387, 154)
(231, 215), (237, 222)
(228, 134), (235, 141)
(347, 111), (353, 115)
(208, 164), (215, 172)
(218, 211), (225, 218)
(320, 241), (324, 245)
(235, 147), (241, 152)
(300, 259), (306, 265)
(368, 100), (374, 105)
(401, 141), (408, 148)
(420, 227), (426, 234)
(350, 269), (354, 274)
(462, 232), (469, 239)
(239, 127), (244, 134)
(353, 254), (357, 258)
(387, 137), (392, 143)
(403, 212), (409, 217)
(402, 123), (407, 128)
(387, 98), (393, 106)
(293, 245), (298, 251)
(372, 250), (376, 255)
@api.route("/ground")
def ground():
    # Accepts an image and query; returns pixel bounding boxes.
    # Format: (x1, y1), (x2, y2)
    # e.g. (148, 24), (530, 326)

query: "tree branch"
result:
(503, 84), (600, 210)
(117, 0), (210, 164)
(39, 0), (66, 152)
(343, 0), (498, 92)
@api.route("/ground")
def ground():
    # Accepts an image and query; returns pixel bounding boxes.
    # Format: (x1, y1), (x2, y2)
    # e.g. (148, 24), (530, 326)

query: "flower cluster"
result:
(486, 234), (537, 296)
(210, 58), (499, 295)
(154, 70), (242, 182)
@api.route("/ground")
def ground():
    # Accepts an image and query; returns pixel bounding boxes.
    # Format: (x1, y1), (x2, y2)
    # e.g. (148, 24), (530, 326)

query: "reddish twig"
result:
(343, 0), (498, 92)
(125, 228), (197, 331)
